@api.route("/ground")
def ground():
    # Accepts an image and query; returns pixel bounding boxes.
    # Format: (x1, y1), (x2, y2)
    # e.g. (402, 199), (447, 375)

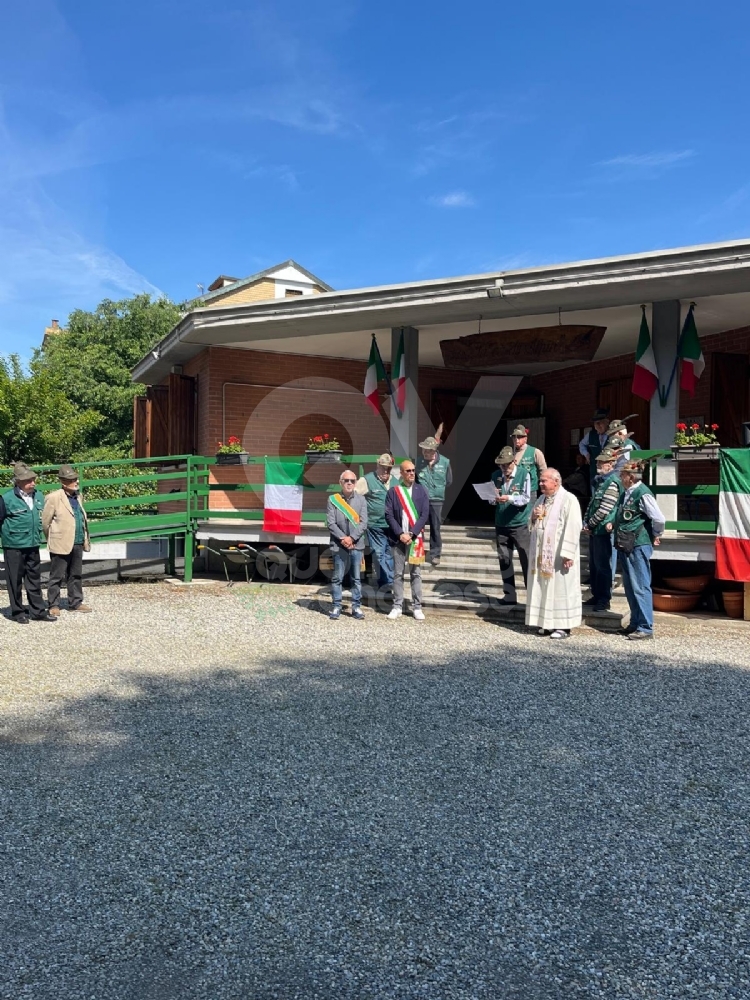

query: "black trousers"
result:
(495, 525), (530, 603)
(48, 545), (84, 609)
(4, 547), (46, 619)
(427, 502), (444, 560)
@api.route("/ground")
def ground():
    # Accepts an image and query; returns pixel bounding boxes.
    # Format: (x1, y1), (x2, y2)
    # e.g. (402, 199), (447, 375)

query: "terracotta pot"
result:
(662, 574), (711, 593)
(723, 591), (744, 619)
(652, 591), (701, 613)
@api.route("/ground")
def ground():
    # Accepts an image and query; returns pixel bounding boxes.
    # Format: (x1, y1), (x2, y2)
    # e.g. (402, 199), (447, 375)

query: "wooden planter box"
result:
(671, 445), (719, 462)
(305, 450), (343, 464)
(215, 452), (249, 465)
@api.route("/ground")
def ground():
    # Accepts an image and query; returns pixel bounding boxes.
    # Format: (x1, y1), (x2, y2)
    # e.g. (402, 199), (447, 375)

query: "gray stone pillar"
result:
(390, 326), (419, 461)
(650, 300), (681, 524)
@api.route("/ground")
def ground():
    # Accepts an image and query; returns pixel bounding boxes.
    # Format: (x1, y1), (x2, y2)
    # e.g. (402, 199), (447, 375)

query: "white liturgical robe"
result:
(525, 487), (582, 630)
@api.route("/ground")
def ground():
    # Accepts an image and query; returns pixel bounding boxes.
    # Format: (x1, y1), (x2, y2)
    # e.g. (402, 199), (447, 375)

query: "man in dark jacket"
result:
(0, 462), (57, 624)
(384, 459), (430, 621)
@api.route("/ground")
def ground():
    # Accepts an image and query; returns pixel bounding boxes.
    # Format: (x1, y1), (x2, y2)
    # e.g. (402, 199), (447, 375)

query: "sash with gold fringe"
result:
(394, 485), (425, 564)
(330, 493), (360, 524)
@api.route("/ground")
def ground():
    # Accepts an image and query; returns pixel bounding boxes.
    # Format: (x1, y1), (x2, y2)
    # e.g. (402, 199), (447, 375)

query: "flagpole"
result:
(372, 333), (395, 400)
(659, 303), (694, 407)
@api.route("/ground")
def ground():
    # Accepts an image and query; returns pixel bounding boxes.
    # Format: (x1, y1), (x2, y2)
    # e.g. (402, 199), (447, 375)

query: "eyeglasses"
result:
(402, 468), (416, 474)
(341, 478), (356, 484)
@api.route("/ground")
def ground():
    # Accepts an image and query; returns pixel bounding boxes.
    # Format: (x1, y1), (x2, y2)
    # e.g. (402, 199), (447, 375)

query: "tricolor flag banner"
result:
(392, 329), (406, 416)
(716, 449), (750, 582)
(364, 336), (387, 415)
(631, 307), (658, 401)
(678, 305), (705, 397)
(263, 458), (304, 534)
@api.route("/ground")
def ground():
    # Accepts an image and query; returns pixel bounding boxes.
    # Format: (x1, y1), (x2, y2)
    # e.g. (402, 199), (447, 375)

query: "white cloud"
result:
(430, 191), (476, 208)
(598, 150), (695, 169)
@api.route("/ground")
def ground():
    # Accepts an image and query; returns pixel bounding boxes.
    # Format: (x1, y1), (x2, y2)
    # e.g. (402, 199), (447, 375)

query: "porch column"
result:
(650, 300), (680, 524)
(390, 326), (419, 461)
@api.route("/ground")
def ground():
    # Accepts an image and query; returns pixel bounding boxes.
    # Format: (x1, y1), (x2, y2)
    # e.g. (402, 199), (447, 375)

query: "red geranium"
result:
(227, 435), (241, 445)
(711, 423), (719, 431)
(691, 423), (700, 430)
(676, 423), (687, 432)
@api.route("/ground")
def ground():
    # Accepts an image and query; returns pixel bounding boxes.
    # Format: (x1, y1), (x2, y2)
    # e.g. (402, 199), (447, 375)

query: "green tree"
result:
(31, 294), (183, 455)
(0, 355), (101, 465)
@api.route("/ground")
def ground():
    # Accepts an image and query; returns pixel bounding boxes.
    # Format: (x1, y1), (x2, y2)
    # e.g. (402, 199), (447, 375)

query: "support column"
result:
(650, 300), (681, 524)
(390, 326), (419, 461)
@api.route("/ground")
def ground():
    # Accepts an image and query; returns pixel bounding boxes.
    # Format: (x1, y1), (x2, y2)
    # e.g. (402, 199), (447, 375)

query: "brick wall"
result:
(203, 279), (276, 308)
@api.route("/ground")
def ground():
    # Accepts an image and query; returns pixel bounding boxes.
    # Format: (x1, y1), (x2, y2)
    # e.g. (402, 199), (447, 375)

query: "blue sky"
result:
(2, 0), (749, 356)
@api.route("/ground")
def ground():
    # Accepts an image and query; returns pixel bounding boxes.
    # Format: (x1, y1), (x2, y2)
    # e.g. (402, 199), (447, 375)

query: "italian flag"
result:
(392, 329), (406, 416)
(631, 307), (659, 401)
(263, 458), (304, 534)
(716, 449), (750, 581)
(364, 336), (387, 415)
(679, 305), (705, 396)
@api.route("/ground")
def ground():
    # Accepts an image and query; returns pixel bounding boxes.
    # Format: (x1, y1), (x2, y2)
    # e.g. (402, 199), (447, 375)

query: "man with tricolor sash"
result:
(326, 470), (368, 621)
(384, 460), (430, 621)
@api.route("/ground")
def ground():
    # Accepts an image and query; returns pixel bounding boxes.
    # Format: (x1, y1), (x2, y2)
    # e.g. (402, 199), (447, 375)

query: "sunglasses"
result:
(341, 478), (356, 483)
(402, 468), (416, 474)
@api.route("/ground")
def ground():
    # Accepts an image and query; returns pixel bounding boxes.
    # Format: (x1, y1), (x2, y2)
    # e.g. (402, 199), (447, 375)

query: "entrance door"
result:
(711, 352), (750, 447)
(597, 377), (650, 448)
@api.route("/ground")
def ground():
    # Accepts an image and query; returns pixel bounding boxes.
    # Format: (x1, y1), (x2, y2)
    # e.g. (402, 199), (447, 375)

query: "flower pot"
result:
(215, 452), (249, 465)
(652, 590), (701, 613)
(670, 445), (719, 462)
(722, 591), (744, 619)
(305, 450), (343, 464)
(662, 574), (712, 594)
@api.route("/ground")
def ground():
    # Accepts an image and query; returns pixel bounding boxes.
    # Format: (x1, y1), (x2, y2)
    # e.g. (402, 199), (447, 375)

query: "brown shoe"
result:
(48, 607), (61, 617)
(69, 604), (93, 613)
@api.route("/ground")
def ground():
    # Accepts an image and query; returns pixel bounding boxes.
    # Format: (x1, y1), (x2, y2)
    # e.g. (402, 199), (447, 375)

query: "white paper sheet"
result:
(472, 481), (499, 502)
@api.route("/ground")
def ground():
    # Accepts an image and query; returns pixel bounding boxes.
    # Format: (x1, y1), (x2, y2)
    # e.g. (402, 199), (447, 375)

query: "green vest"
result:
(613, 481), (654, 547)
(1, 488), (45, 549)
(73, 501), (85, 545)
(363, 471), (396, 529)
(491, 465), (530, 528)
(416, 454), (450, 502)
(515, 445), (541, 493)
(585, 472), (623, 535)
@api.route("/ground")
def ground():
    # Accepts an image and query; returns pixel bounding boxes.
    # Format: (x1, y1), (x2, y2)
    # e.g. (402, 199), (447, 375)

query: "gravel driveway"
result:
(2, 582), (749, 999)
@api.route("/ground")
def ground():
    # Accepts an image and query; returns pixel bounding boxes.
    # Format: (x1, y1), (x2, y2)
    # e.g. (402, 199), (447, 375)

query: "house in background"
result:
(131, 240), (750, 535)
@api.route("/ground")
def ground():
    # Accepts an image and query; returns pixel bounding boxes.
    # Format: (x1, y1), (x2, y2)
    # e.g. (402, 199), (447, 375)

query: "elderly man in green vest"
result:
(582, 446), (622, 612)
(607, 460), (665, 640)
(607, 418), (641, 473)
(578, 408), (610, 485)
(490, 445), (531, 606)
(510, 425), (547, 495)
(416, 435), (452, 567)
(355, 453), (398, 588)
(0, 462), (57, 624)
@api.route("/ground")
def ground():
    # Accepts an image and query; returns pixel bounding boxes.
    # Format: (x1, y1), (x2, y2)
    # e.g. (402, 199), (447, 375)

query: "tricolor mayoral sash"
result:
(394, 485), (425, 564)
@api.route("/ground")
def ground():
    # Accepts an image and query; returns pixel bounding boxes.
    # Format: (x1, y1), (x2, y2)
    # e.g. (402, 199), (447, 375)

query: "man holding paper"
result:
(490, 446), (531, 606)
(384, 460), (430, 621)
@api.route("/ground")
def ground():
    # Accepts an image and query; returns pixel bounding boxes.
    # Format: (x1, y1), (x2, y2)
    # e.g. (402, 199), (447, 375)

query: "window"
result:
(284, 289), (303, 298)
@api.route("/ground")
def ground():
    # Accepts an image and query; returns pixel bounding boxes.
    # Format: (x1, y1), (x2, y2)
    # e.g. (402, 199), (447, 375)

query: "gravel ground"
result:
(1, 581), (750, 999)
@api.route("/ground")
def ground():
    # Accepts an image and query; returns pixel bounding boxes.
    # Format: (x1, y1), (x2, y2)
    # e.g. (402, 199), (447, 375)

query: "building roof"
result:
(198, 260), (333, 304)
(133, 238), (750, 384)
(207, 275), (240, 291)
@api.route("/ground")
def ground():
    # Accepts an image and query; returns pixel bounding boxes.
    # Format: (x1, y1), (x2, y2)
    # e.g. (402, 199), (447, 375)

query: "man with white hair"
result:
(326, 468), (368, 621)
(525, 468), (582, 639)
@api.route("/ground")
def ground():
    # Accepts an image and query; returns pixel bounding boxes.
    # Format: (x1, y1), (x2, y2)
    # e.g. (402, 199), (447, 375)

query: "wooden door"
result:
(146, 385), (170, 458)
(597, 377), (650, 448)
(133, 396), (148, 458)
(168, 374), (196, 455)
(711, 352), (750, 447)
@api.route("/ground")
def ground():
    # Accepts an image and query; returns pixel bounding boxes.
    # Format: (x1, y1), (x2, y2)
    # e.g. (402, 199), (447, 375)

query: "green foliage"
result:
(30, 293), (183, 454)
(0, 355), (101, 465)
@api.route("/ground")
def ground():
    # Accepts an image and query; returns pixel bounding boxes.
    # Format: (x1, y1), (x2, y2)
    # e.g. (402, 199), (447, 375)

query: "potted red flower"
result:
(304, 433), (343, 464)
(671, 422), (719, 461)
(216, 435), (249, 465)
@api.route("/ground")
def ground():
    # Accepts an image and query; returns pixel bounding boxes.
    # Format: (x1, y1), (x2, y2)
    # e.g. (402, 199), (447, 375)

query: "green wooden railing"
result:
(0, 451), (720, 582)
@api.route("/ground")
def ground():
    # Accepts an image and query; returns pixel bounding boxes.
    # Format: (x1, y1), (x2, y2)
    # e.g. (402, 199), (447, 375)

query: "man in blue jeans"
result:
(326, 469), (368, 620)
(608, 460), (665, 640)
(582, 447), (622, 612)
(356, 453), (398, 589)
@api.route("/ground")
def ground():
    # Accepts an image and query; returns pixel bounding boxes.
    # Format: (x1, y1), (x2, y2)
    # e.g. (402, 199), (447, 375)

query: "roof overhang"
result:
(133, 239), (750, 384)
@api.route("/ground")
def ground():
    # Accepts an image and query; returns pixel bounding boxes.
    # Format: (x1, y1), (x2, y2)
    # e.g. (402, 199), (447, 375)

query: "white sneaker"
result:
(387, 607), (402, 620)
(413, 608), (425, 621)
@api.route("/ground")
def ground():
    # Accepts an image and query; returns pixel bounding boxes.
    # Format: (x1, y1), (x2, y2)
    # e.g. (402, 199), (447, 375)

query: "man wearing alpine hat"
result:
(510, 425), (547, 495)
(490, 445), (531, 606)
(582, 446), (622, 612)
(355, 453), (398, 589)
(579, 408), (611, 485)
(606, 417), (641, 473)
(0, 462), (57, 623)
(416, 435), (452, 567)
(42, 464), (93, 615)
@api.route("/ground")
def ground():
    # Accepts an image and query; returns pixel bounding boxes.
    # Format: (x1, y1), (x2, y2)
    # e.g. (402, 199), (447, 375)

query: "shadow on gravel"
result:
(2, 649), (750, 999)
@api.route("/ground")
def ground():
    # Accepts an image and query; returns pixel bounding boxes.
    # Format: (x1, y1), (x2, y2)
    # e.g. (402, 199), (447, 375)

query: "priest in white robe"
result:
(525, 468), (582, 638)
